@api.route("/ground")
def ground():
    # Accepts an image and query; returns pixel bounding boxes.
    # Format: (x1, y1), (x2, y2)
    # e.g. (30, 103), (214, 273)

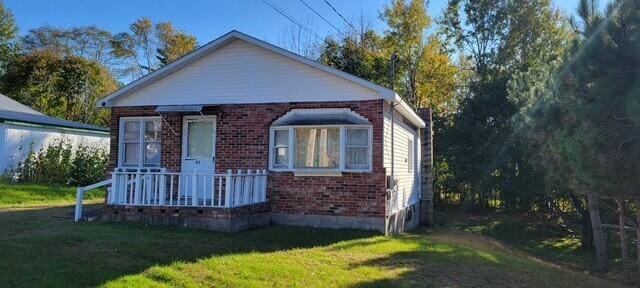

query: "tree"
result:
(278, 20), (322, 59)
(415, 36), (460, 115)
(438, 0), (575, 212)
(509, 0), (640, 274)
(111, 18), (197, 80)
(0, 51), (119, 126)
(155, 22), (198, 65)
(0, 3), (19, 70)
(22, 25), (114, 67)
(381, 0), (430, 108)
(319, 30), (388, 87)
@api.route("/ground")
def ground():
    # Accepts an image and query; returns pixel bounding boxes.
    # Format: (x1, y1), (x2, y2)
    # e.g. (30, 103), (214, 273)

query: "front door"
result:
(181, 115), (216, 201)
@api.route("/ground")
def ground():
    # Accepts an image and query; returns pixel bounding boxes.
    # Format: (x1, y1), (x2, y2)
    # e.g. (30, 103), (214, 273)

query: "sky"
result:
(6, 0), (590, 47)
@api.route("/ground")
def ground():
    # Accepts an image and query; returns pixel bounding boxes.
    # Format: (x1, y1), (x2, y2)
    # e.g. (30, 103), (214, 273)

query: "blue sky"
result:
(7, 0), (587, 46)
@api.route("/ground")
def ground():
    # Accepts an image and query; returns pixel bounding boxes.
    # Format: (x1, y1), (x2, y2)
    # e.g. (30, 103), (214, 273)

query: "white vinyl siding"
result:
(408, 139), (414, 173)
(0, 123), (108, 174)
(112, 40), (379, 107)
(383, 103), (421, 213)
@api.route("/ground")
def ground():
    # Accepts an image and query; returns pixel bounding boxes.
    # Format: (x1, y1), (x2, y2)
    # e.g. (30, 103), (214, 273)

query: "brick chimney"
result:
(417, 108), (434, 225)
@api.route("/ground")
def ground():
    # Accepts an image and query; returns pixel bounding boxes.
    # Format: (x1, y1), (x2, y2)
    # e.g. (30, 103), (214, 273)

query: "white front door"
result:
(181, 116), (216, 200)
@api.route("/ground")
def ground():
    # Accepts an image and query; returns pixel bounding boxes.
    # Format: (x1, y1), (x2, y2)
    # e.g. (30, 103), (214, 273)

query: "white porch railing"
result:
(108, 169), (268, 208)
(74, 179), (112, 222)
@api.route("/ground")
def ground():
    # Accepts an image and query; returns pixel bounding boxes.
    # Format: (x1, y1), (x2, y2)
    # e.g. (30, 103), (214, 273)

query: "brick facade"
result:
(109, 100), (387, 220)
(101, 202), (271, 232)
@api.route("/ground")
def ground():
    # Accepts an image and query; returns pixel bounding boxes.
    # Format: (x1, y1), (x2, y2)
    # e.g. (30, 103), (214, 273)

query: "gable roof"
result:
(97, 30), (424, 128)
(0, 94), (108, 133)
(0, 94), (43, 115)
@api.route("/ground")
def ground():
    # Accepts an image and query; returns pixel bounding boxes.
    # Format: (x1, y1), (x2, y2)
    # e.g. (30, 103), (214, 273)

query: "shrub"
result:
(12, 139), (108, 186)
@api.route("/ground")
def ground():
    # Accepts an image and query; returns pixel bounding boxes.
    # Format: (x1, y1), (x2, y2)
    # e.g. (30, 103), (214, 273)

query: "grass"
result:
(0, 184), (628, 287)
(0, 181), (104, 208)
(437, 211), (630, 283)
(0, 205), (626, 288)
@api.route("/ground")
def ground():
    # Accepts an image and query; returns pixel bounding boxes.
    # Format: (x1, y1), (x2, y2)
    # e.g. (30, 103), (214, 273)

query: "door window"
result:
(186, 121), (214, 159)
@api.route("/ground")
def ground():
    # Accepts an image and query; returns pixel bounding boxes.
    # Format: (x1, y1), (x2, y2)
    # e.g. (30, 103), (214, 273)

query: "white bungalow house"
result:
(77, 30), (434, 234)
(0, 94), (109, 173)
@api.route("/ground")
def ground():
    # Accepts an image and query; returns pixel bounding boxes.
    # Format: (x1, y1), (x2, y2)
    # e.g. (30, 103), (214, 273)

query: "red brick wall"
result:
(109, 100), (387, 218)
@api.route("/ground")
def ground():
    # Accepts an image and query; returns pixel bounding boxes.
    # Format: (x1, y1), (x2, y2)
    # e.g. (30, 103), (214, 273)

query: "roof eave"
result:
(387, 94), (426, 128)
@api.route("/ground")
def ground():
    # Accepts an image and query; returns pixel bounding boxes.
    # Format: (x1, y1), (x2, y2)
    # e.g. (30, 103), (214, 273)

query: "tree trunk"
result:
(570, 193), (593, 249)
(635, 199), (640, 274)
(616, 198), (630, 282)
(587, 193), (609, 272)
(582, 210), (594, 249)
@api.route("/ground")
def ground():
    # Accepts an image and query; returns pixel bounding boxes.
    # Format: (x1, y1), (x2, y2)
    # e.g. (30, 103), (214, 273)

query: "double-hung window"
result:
(272, 129), (290, 168)
(269, 109), (372, 174)
(119, 117), (162, 167)
(345, 128), (370, 170)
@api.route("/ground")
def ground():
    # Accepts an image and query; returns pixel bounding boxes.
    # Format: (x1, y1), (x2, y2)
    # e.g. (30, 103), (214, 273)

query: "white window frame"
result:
(271, 127), (290, 169)
(269, 124), (373, 174)
(118, 116), (162, 168)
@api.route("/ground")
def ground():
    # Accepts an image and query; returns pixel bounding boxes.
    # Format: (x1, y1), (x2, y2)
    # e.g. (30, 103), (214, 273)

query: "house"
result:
(95, 30), (434, 234)
(0, 94), (109, 174)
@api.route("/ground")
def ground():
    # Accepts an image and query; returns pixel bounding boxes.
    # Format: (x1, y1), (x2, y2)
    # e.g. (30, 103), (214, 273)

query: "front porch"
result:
(76, 169), (271, 232)
(107, 169), (268, 208)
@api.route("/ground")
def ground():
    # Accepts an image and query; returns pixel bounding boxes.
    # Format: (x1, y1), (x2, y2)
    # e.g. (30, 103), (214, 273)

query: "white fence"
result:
(108, 169), (268, 208)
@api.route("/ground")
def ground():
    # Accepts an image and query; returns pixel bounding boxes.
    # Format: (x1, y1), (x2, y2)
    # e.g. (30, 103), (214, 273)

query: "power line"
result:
(260, 0), (370, 73)
(260, 0), (324, 42)
(323, 0), (358, 34)
(297, 0), (342, 34)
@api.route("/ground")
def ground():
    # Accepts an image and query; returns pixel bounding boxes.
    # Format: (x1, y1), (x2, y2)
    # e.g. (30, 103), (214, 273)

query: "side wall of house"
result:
(0, 125), (6, 173)
(382, 102), (422, 234)
(109, 100), (387, 231)
(0, 123), (109, 174)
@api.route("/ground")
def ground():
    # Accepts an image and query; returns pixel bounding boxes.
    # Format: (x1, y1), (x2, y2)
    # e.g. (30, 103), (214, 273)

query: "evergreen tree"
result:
(438, 0), (575, 210)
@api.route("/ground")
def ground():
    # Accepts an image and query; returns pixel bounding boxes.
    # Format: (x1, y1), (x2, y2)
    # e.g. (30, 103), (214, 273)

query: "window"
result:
(120, 117), (161, 167)
(269, 109), (372, 173)
(407, 139), (414, 173)
(346, 128), (370, 169)
(295, 127), (340, 168)
(186, 120), (213, 159)
(269, 125), (372, 172)
(273, 129), (289, 168)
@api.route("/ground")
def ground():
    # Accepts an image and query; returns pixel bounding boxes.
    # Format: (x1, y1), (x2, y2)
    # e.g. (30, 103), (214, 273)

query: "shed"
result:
(0, 94), (109, 173)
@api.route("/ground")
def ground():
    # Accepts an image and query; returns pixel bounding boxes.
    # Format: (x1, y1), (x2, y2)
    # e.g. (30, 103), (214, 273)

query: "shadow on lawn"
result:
(0, 204), (375, 288)
(342, 231), (623, 288)
(342, 232), (517, 288)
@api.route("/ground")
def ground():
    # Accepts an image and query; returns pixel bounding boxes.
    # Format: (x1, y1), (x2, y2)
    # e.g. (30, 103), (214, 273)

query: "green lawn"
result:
(437, 211), (631, 283)
(0, 181), (104, 208)
(0, 205), (625, 288)
(0, 184), (628, 287)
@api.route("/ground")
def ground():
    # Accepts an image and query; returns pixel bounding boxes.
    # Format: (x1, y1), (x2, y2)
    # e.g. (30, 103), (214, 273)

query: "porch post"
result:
(225, 170), (233, 207)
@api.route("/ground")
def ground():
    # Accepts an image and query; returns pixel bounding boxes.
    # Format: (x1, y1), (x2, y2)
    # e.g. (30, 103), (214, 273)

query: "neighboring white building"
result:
(0, 94), (109, 173)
